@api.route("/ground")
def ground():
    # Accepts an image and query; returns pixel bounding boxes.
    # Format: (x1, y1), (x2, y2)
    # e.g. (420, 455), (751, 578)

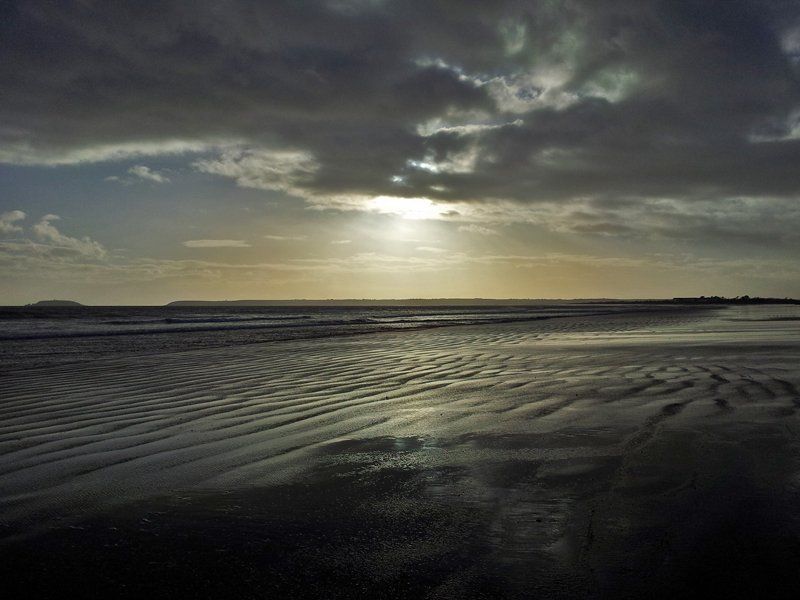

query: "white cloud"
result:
(289, 251), (465, 273)
(183, 239), (251, 248)
(458, 224), (498, 235)
(331, 239), (352, 245)
(263, 234), (308, 241)
(483, 71), (576, 112)
(31, 214), (106, 259)
(128, 165), (170, 183)
(415, 118), (522, 138)
(407, 145), (480, 174)
(0, 210), (26, 233)
(0, 139), (218, 166)
(303, 193), (471, 220)
(194, 148), (318, 194)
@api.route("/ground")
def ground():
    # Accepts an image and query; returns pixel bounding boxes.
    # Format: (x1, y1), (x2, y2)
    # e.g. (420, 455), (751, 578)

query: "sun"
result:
(367, 196), (450, 220)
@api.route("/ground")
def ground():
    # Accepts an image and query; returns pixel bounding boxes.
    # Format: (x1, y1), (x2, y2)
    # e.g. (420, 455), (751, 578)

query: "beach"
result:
(2, 304), (800, 598)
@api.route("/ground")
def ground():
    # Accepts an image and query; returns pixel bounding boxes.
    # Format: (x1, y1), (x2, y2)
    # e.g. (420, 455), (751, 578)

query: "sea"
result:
(0, 303), (661, 371)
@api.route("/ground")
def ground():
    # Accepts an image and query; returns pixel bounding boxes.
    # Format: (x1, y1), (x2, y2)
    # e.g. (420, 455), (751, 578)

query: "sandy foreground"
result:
(2, 305), (800, 598)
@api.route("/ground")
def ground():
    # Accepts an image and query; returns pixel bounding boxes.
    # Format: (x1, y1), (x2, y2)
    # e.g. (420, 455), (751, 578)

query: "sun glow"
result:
(367, 196), (450, 220)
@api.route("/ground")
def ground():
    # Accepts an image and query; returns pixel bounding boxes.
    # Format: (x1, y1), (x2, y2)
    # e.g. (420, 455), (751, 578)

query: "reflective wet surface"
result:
(3, 306), (800, 597)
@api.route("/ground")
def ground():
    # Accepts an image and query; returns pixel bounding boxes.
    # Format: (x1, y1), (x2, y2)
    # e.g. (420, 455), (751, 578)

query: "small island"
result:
(25, 300), (85, 307)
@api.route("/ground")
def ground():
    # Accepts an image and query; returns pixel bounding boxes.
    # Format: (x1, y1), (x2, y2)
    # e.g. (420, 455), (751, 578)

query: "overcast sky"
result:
(2, 0), (800, 303)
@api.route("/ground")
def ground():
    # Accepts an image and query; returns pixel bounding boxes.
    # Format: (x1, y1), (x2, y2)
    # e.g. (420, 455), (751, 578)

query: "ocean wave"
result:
(0, 313), (587, 342)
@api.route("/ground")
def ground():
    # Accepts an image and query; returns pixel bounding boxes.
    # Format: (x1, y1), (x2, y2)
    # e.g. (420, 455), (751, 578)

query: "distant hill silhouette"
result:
(12, 297), (798, 308)
(672, 296), (800, 305)
(166, 297), (800, 307)
(26, 300), (84, 307)
(165, 298), (614, 307)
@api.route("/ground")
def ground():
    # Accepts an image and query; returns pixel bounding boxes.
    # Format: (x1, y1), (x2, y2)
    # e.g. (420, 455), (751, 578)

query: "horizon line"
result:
(10, 295), (796, 307)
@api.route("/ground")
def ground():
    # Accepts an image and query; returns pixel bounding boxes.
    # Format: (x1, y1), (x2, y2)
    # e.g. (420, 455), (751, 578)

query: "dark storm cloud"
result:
(3, 0), (800, 228)
(1, 0), (496, 169)
(408, 0), (800, 202)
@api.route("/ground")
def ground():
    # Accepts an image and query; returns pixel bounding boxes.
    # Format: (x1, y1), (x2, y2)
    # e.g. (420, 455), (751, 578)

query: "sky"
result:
(2, 0), (800, 304)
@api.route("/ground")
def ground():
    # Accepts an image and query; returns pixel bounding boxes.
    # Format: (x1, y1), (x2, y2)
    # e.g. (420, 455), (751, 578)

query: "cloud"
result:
(0, 0), (493, 196)
(3, 234), (799, 302)
(31, 214), (106, 259)
(0, 139), (215, 166)
(331, 239), (352, 245)
(194, 148), (318, 194)
(263, 234), (308, 241)
(128, 165), (170, 183)
(278, 192), (467, 220)
(182, 239), (251, 248)
(3, 0), (800, 245)
(458, 224), (497, 235)
(0, 210), (25, 233)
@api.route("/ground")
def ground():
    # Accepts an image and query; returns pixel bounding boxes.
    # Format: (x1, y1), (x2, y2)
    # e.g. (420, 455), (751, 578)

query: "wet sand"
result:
(2, 305), (800, 598)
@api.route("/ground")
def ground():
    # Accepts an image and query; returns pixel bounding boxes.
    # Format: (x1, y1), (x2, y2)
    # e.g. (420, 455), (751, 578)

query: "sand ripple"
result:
(2, 305), (800, 547)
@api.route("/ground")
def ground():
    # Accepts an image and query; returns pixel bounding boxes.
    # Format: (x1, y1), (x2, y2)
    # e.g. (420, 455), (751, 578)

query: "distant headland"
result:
(671, 295), (800, 305)
(25, 300), (84, 307)
(17, 296), (799, 308)
(166, 296), (800, 307)
(165, 298), (593, 307)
